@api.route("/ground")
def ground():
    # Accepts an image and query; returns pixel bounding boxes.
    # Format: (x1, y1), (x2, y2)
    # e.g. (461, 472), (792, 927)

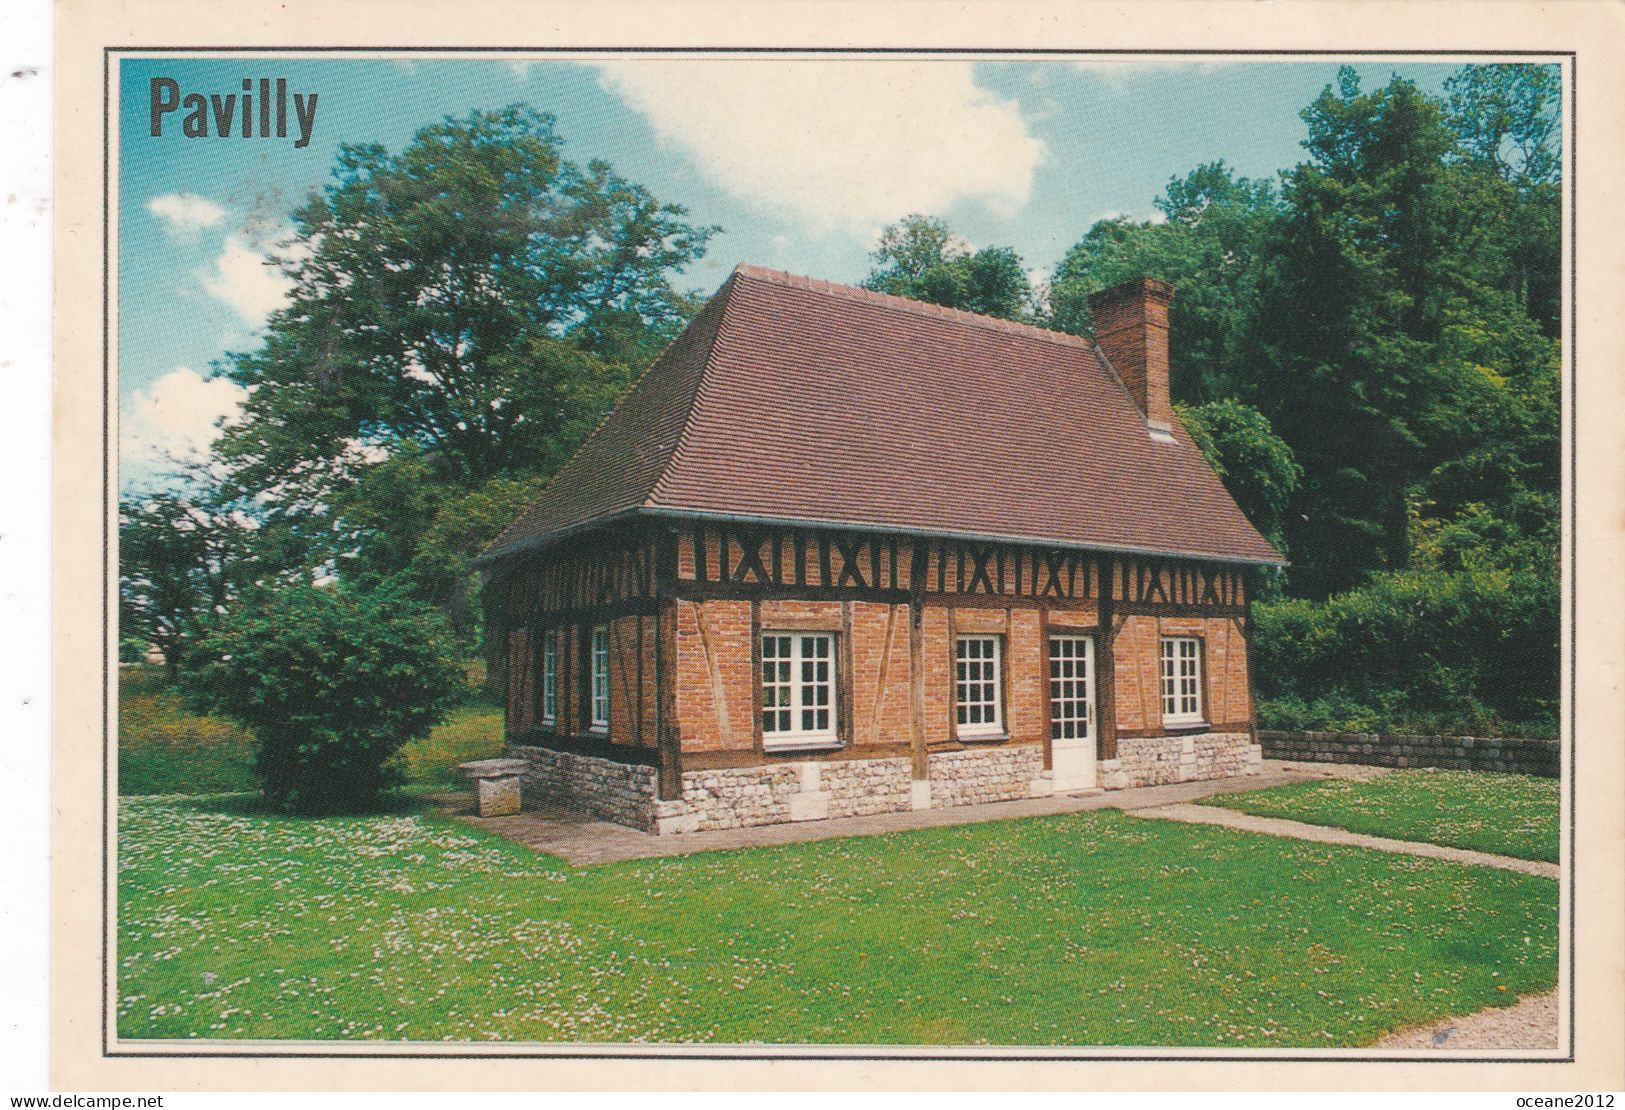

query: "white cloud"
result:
(202, 234), (294, 326)
(146, 192), (226, 237)
(120, 367), (247, 482)
(596, 61), (1046, 232)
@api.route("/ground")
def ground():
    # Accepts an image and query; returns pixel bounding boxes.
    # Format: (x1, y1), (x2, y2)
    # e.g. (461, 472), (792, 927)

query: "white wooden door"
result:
(1048, 635), (1097, 792)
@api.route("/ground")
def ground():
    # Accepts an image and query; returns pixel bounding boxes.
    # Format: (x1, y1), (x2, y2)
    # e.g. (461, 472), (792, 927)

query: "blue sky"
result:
(117, 54), (1466, 489)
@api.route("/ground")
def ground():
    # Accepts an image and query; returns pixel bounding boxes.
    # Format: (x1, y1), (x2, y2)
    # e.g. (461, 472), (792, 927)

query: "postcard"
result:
(50, 0), (1625, 1093)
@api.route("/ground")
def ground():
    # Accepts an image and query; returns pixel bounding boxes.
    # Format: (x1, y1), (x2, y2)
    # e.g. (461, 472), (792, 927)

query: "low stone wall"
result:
(927, 744), (1046, 808)
(1099, 732), (1261, 790)
(1259, 730), (1559, 777)
(505, 744), (658, 830)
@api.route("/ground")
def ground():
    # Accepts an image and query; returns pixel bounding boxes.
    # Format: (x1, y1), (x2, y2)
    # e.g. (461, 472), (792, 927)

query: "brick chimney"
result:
(1088, 277), (1176, 437)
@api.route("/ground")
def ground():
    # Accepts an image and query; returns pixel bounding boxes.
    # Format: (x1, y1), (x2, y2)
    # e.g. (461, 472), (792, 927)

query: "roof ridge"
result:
(730, 262), (1099, 354)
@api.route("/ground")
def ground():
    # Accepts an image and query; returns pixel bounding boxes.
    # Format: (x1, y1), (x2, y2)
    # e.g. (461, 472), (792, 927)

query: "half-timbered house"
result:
(476, 266), (1283, 833)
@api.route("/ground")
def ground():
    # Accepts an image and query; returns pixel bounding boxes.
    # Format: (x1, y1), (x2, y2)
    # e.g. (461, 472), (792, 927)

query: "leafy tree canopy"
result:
(215, 104), (716, 498)
(1048, 161), (1280, 403)
(861, 214), (1036, 321)
(1445, 62), (1562, 188)
(1177, 399), (1302, 558)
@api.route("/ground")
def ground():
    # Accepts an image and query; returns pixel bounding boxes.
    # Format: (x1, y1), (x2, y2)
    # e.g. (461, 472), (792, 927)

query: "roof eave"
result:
(476, 506), (1284, 573)
(612, 505), (1281, 569)
(473, 507), (646, 568)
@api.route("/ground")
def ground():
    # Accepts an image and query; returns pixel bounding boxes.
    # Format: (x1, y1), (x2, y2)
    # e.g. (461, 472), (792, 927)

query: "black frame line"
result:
(100, 44), (1580, 1065)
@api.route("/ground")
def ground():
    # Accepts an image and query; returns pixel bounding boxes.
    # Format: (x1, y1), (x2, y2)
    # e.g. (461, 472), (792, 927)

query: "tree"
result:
(186, 583), (464, 814)
(1243, 71), (1481, 594)
(215, 105), (716, 499)
(1445, 63), (1562, 337)
(346, 467), (554, 648)
(862, 214), (1035, 321)
(1048, 162), (1279, 403)
(118, 486), (259, 682)
(196, 105), (714, 632)
(1445, 63), (1562, 188)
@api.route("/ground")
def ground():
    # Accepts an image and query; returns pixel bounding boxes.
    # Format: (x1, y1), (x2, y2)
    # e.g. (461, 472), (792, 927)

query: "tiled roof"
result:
(480, 264), (1283, 566)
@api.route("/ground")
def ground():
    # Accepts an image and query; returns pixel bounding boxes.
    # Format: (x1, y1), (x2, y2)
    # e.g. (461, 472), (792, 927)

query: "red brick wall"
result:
(674, 598), (754, 752)
(1006, 607), (1046, 745)
(506, 629), (535, 733)
(670, 597), (1168, 757)
(640, 612), (660, 747)
(842, 602), (912, 747)
(606, 615), (644, 747)
(921, 605), (952, 745)
(1110, 613), (1252, 734)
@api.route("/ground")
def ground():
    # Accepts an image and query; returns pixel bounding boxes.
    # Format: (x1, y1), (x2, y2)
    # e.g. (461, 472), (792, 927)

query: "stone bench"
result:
(457, 757), (528, 818)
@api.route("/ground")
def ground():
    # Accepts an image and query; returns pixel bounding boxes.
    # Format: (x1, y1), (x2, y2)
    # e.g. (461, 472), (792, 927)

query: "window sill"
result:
(762, 738), (845, 754)
(1161, 720), (1210, 735)
(955, 731), (1011, 744)
(588, 726), (609, 737)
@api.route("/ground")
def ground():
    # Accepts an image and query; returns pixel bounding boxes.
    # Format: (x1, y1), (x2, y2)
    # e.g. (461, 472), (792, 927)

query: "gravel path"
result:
(1127, 802), (1559, 879)
(1372, 989), (1560, 1050)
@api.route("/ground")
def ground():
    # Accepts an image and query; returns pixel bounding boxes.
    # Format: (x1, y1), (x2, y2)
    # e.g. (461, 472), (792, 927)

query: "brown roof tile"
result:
(480, 264), (1283, 566)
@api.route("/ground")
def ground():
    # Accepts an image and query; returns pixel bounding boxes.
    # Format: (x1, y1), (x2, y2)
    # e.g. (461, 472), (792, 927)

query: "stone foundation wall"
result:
(822, 757), (915, 818)
(657, 756), (918, 834)
(1259, 730), (1558, 777)
(927, 744), (1047, 808)
(505, 734), (1264, 835)
(669, 764), (801, 832)
(1099, 732), (1261, 790)
(505, 744), (658, 830)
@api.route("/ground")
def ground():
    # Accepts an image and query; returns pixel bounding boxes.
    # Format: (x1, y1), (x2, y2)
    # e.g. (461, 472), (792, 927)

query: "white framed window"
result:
(1048, 635), (1094, 740)
(589, 625), (610, 733)
(1160, 636), (1204, 725)
(955, 635), (1004, 737)
(540, 631), (558, 726)
(761, 631), (837, 748)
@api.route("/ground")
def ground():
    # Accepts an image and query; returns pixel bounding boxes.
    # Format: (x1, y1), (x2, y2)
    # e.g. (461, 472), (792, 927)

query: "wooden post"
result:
(908, 594), (928, 780)
(1097, 556), (1119, 762)
(655, 594), (682, 801)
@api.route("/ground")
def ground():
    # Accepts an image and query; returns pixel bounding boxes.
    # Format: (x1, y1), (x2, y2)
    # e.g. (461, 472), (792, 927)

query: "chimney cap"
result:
(1087, 275), (1176, 307)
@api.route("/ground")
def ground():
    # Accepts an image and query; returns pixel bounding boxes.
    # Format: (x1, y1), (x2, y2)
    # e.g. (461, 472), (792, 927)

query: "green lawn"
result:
(118, 796), (1556, 1046)
(1198, 770), (1559, 863)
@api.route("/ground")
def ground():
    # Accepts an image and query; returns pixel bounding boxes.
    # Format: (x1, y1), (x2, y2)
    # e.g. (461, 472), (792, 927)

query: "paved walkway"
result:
(433, 764), (1320, 866)
(1127, 802), (1559, 879)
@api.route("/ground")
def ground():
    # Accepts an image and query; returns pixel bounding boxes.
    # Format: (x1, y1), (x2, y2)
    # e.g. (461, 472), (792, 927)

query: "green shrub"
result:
(185, 583), (465, 814)
(1253, 564), (1558, 738)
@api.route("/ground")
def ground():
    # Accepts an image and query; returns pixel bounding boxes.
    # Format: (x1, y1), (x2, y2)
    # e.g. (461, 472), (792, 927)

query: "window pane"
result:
(762, 631), (837, 740)
(954, 636), (1002, 734)
(1160, 637), (1202, 721)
